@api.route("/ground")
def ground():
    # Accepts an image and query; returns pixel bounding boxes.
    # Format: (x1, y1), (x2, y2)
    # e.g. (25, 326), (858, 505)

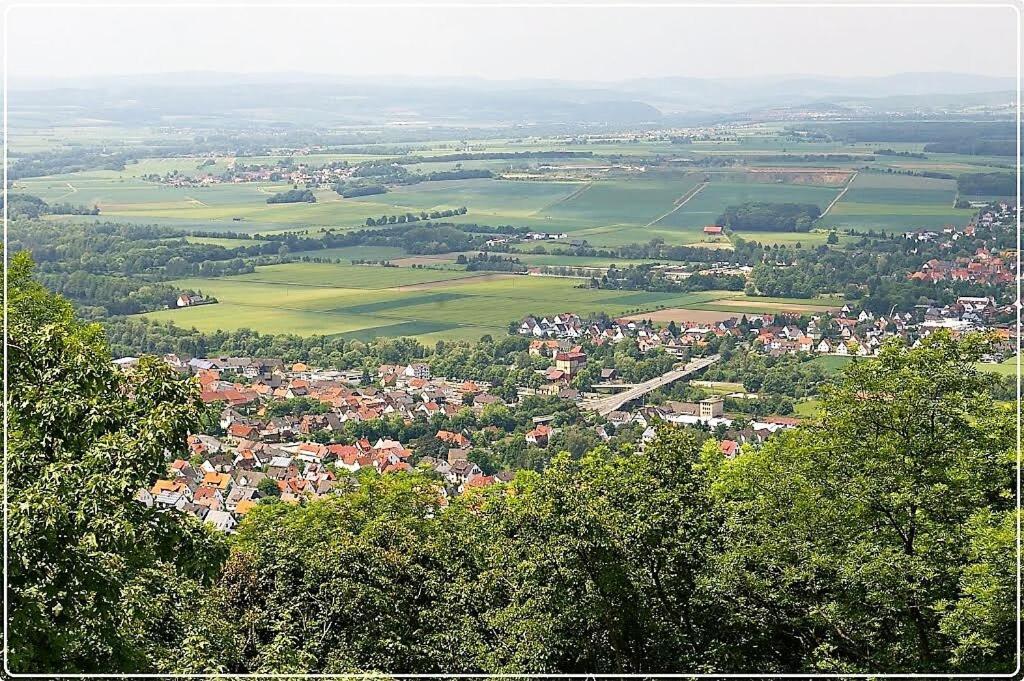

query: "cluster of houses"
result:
(126, 288), (1015, 533)
(907, 246), (1016, 286)
(520, 313), (699, 357)
(518, 298), (1015, 367)
(189, 358), (506, 426)
(124, 356), (524, 532)
(905, 202), (1016, 246)
(136, 424), (509, 533)
(144, 160), (353, 189)
(601, 398), (800, 448)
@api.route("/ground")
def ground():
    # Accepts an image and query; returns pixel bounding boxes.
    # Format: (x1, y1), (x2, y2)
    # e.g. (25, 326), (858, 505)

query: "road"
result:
(581, 354), (721, 416)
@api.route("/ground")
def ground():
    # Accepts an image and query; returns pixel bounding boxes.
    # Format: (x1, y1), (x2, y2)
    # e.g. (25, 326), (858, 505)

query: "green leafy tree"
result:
(710, 332), (1016, 672)
(6, 252), (227, 673)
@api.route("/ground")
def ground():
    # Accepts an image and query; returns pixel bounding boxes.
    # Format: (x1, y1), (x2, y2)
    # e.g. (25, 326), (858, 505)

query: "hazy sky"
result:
(4, 2), (1020, 83)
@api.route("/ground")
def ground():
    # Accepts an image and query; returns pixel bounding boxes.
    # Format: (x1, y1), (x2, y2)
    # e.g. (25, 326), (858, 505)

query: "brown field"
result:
(745, 168), (853, 186)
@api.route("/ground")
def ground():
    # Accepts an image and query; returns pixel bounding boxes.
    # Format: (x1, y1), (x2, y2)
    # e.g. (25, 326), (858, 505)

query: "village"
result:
(126, 283), (1016, 535)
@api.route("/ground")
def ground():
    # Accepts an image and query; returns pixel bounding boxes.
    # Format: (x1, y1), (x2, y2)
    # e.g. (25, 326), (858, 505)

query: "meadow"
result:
(144, 262), (839, 342)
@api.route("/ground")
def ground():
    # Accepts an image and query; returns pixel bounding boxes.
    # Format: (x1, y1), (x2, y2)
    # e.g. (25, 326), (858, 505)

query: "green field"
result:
(15, 147), (981, 246)
(17, 131), (998, 342)
(682, 294), (842, 315)
(144, 262), (761, 340)
(822, 172), (974, 232)
(809, 355), (856, 372)
(794, 399), (823, 418)
(977, 358), (1019, 377)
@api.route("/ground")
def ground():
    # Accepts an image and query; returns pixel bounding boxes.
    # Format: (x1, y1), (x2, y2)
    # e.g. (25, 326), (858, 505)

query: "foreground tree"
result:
(6, 253), (227, 673)
(711, 332), (1017, 672)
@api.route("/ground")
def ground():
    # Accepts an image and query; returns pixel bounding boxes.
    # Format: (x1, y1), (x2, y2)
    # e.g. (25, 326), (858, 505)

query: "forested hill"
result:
(6, 252), (1018, 675)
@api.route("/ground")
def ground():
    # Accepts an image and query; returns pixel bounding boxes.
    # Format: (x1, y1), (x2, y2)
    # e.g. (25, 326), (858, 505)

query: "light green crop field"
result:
(143, 261), (752, 340)
(653, 181), (843, 235)
(537, 175), (705, 225)
(216, 262), (480, 288)
(683, 293), (843, 315)
(184, 236), (256, 248)
(809, 355), (856, 373)
(821, 172), (974, 232)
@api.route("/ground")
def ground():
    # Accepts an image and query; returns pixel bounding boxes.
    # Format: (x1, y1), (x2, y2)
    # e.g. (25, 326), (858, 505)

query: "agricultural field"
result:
(143, 260), (821, 341)
(822, 172), (975, 231)
(14, 136), (987, 246)
(809, 355), (856, 373)
(16, 131), (1002, 344)
(679, 293), (843, 315)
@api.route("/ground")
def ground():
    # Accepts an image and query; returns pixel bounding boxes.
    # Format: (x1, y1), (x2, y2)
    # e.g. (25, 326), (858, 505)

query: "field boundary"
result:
(533, 181), (592, 215)
(647, 181), (708, 227)
(819, 170), (858, 219)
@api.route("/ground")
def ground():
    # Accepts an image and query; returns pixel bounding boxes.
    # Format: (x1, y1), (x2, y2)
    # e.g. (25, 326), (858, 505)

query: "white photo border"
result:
(2, 1), (1021, 677)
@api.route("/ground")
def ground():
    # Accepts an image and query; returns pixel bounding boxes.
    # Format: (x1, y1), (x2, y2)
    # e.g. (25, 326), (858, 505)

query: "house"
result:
(404, 363), (431, 379)
(606, 410), (632, 428)
(719, 440), (739, 458)
(436, 430), (471, 449)
(150, 479), (193, 510)
(703, 225), (723, 235)
(526, 424), (552, 446)
(448, 459), (482, 484)
(204, 509), (238, 533)
(200, 471), (233, 492)
(228, 422), (257, 440)
(176, 293), (206, 307)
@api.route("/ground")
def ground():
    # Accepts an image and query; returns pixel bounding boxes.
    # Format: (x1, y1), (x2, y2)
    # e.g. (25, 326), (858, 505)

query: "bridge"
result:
(580, 354), (721, 416)
(591, 382), (638, 392)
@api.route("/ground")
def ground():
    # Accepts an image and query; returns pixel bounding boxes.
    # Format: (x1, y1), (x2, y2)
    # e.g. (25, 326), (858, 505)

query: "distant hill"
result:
(6, 71), (1014, 128)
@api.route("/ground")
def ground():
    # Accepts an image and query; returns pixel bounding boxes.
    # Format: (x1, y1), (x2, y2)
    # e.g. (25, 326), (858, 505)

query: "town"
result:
(126, 280), (1016, 533)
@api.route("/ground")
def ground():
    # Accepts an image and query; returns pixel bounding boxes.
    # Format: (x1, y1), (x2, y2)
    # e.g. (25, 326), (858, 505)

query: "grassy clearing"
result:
(977, 358), (1018, 377)
(794, 399), (823, 418)
(809, 355), (855, 372)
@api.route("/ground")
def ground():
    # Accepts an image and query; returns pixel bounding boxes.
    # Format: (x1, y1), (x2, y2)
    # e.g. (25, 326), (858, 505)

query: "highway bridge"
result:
(580, 354), (722, 416)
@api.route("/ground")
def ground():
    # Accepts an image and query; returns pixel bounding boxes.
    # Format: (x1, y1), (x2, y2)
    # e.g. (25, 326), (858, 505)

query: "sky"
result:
(4, 2), (1020, 83)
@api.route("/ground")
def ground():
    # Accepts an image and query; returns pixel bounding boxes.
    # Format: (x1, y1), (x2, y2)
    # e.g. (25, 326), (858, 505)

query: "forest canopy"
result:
(718, 202), (822, 232)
